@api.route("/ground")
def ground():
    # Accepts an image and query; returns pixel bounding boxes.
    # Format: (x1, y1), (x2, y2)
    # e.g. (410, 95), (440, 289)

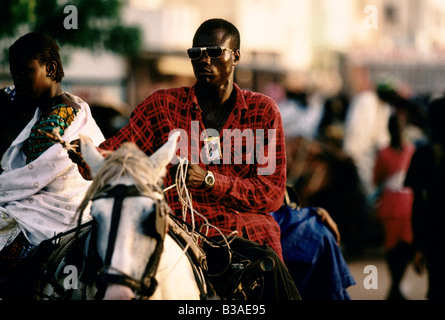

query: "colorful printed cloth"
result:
(25, 105), (77, 163)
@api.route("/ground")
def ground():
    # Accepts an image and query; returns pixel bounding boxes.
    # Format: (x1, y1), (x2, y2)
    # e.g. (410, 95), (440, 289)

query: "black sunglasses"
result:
(187, 46), (234, 60)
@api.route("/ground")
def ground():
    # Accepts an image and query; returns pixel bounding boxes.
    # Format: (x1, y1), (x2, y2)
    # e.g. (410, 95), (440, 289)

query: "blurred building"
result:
(348, 0), (445, 96)
(3, 0), (445, 111)
(121, 0), (316, 107)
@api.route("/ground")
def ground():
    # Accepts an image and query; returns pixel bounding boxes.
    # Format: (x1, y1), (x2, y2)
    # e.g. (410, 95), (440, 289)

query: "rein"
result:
(92, 184), (167, 300)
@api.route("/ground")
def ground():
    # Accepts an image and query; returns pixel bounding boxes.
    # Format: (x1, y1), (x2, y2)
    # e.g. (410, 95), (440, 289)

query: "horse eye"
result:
(141, 208), (157, 237)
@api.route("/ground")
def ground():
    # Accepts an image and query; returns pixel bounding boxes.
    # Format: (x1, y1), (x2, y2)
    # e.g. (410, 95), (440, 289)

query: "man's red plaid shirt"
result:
(89, 83), (287, 258)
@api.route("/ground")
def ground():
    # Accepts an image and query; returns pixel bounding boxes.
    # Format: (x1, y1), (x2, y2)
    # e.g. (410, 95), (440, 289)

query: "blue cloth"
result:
(271, 206), (356, 300)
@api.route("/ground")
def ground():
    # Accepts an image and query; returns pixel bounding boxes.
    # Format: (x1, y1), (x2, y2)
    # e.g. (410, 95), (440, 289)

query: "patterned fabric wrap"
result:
(25, 105), (77, 163)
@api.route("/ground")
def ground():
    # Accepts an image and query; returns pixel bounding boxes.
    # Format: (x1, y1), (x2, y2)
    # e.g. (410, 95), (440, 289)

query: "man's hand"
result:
(186, 163), (207, 189)
(170, 162), (207, 189)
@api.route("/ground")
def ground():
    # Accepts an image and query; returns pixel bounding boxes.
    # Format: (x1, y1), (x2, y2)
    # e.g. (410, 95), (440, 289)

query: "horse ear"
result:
(150, 131), (181, 178)
(79, 134), (105, 177)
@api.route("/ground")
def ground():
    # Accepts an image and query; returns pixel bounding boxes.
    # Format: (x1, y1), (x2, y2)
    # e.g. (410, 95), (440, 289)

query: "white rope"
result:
(159, 158), (200, 276)
(173, 158), (210, 237)
(173, 158), (239, 243)
(160, 158), (238, 277)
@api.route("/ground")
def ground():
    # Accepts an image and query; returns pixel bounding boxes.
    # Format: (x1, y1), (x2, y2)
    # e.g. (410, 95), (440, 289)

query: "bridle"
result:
(91, 184), (169, 300)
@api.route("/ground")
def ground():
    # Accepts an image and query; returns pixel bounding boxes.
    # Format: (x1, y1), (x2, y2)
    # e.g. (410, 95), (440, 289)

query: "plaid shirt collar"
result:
(188, 82), (248, 120)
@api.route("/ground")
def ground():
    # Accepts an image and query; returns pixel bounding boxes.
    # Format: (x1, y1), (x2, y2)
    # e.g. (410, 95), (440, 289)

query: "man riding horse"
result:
(70, 18), (300, 300)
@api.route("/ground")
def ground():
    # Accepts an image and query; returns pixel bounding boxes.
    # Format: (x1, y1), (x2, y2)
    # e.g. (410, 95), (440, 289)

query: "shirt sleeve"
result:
(77, 92), (168, 180)
(99, 93), (164, 155)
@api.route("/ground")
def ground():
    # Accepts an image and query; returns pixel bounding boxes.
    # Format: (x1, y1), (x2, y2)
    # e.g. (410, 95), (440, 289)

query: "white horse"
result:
(35, 132), (208, 300)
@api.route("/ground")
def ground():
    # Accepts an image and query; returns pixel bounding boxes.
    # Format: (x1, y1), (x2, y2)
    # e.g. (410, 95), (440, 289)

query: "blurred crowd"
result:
(264, 66), (445, 299)
(263, 71), (430, 259)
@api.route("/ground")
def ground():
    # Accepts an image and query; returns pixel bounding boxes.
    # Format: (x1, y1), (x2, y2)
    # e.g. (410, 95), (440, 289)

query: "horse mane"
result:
(76, 142), (164, 223)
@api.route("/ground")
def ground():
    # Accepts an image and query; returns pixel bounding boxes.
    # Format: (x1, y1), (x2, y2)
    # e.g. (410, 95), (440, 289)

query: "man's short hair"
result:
(193, 18), (240, 50)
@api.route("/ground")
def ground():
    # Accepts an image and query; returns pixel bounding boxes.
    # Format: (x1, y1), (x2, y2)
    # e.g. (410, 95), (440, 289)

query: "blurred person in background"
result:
(405, 97), (445, 300)
(317, 93), (349, 150)
(267, 79), (372, 257)
(373, 113), (415, 300)
(342, 68), (391, 199)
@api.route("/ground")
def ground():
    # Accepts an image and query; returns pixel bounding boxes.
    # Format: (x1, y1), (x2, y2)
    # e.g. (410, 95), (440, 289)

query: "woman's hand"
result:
(316, 207), (341, 245)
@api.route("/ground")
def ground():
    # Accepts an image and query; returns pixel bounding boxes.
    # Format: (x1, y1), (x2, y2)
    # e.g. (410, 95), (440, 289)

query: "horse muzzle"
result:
(95, 270), (159, 300)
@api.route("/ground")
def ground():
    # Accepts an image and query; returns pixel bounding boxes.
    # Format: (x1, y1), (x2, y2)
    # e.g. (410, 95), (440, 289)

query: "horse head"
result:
(79, 132), (191, 299)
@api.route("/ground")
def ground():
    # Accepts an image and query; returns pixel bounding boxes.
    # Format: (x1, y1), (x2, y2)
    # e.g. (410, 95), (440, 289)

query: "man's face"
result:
(190, 29), (239, 88)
